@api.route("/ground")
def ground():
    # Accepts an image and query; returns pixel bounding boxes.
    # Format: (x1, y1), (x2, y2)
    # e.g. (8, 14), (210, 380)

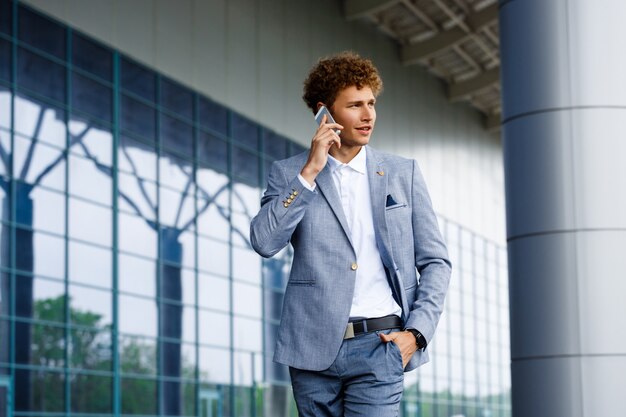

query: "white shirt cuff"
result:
(297, 174), (317, 191)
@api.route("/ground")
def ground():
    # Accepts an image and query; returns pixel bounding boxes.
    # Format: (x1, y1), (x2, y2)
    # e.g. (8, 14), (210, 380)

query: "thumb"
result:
(379, 333), (394, 343)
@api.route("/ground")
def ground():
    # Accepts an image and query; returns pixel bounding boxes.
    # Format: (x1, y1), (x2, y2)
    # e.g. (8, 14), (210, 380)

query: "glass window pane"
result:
(233, 317), (261, 351)
(0, 39), (11, 83)
(197, 237), (229, 277)
(71, 373), (112, 413)
(232, 146), (258, 187)
(118, 172), (157, 220)
(197, 130), (228, 174)
(30, 276), (65, 322)
(198, 310), (230, 348)
(121, 377), (157, 414)
(119, 294), (157, 338)
(32, 231), (65, 279)
(199, 346), (230, 384)
(196, 166), (229, 208)
(0, 87), (10, 129)
(197, 203), (230, 241)
(289, 141), (306, 156)
(161, 112), (193, 157)
(159, 152), (193, 191)
(120, 56), (156, 102)
(16, 321), (65, 367)
(119, 253), (156, 298)
(231, 113), (258, 150)
(160, 77), (193, 120)
(72, 32), (112, 81)
(119, 134), (157, 181)
(68, 198), (112, 246)
(14, 136), (66, 191)
(262, 129), (288, 160)
(29, 186), (65, 235)
(159, 187), (195, 230)
(69, 153), (112, 205)
(69, 284), (112, 328)
(198, 96), (228, 135)
(120, 94), (156, 141)
(69, 120), (113, 166)
(71, 71), (112, 123)
(233, 281), (261, 317)
(119, 335), (157, 375)
(69, 241), (112, 289)
(231, 211), (251, 247)
(118, 211), (157, 259)
(198, 273), (229, 312)
(14, 368), (64, 411)
(70, 326), (112, 370)
(0, 0), (11, 35)
(17, 47), (66, 103)
(18, 5), (66, 59)
(14, 94), (66, 148)
(232, 247), (261, 285)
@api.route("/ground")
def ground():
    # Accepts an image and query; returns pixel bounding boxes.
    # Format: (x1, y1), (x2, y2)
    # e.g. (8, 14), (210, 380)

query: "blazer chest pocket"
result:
(287, 279), (316, 287)
(385, 203), (407, 212)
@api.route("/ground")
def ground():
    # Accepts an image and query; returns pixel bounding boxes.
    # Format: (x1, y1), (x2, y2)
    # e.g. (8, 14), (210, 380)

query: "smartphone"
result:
(314, 106), (341, 135)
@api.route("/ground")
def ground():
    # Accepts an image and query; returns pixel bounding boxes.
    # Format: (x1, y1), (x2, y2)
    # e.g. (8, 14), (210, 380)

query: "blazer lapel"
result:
(315, 163), (354, 248)
(366, 146), (394, 269)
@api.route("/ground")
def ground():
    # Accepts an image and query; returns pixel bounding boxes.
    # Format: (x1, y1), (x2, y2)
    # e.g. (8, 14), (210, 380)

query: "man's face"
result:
(328, 85), (376, 147)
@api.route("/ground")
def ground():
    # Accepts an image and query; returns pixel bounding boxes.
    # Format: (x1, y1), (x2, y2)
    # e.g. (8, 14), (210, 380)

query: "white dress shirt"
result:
(299, 148), (401, 319)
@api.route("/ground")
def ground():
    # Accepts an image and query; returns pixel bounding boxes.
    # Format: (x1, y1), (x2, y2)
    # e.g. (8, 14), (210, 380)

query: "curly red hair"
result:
(302, 51), (383, 114)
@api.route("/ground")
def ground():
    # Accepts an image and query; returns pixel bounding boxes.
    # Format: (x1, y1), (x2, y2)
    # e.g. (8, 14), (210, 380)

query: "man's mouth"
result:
(355, 126), (372, 133)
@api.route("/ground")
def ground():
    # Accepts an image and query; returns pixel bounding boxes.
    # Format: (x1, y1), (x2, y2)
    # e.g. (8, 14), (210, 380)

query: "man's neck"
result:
(329, 145), (363, 164)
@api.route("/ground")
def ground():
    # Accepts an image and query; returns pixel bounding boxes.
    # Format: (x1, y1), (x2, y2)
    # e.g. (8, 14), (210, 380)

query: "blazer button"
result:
(351, 263), (358, 271)
(283, 203), (289, 208)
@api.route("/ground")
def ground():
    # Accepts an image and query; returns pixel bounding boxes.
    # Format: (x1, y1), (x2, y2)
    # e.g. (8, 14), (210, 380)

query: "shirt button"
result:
(351, 263), (358, 271)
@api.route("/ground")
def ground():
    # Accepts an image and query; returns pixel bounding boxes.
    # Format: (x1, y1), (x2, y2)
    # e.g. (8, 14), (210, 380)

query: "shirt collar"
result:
(327, 147), (367, 175)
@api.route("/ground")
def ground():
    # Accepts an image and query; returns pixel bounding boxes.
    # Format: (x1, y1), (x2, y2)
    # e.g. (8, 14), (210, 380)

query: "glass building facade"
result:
(0, 2), (510, 416)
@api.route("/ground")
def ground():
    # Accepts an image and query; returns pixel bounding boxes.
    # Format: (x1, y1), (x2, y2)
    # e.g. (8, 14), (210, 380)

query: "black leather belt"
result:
(343, 315), (403, 340)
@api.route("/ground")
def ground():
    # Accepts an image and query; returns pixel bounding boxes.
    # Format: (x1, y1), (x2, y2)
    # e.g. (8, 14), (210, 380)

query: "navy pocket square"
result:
(386, 194), (398, 207)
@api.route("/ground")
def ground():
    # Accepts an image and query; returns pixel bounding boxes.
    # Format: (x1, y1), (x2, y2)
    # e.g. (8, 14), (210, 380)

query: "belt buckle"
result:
(343, 322), (355, 339)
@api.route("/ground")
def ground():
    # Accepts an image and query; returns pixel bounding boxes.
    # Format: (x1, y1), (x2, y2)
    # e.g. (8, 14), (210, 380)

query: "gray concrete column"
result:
(499, 1), (626, 416)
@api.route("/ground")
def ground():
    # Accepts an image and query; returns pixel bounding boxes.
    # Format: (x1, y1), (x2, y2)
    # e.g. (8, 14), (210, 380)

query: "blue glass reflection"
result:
(18, 5), (66, 59)
(262, 129), (288, 161)
(290, 141), (307, 156)
(14, 95), (66, 148)
(232, 145), (258, 187)
(232, 113), (259, 150)
(161, 113), (193, 157)
(72, 32), (112, 82)
(120, 56), (156, 102)
(120, 94), (155, 140)
(160, 77), (193, 120)
(118, 134), (157, 181)
(0, 0), (11, 35)
(198, 96), (228, 135)
(197, 131), (228, 174)
(0, 39), (10, 82)
(71, 71), (112, 123)
(17, 47), (65, 103)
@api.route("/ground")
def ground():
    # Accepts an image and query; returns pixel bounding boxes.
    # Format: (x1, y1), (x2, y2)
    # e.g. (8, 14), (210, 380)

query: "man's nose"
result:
(361, 107), (374, 121)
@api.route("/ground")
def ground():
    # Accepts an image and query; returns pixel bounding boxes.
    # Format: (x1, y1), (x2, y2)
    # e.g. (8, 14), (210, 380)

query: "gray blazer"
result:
(250, 146), (451, 372)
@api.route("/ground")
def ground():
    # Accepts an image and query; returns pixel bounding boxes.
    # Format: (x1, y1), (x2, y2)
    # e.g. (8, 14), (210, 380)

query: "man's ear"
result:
(316, 102), (325, 112)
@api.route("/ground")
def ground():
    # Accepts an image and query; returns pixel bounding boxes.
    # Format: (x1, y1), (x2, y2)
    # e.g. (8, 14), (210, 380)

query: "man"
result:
(250, 52), (451, 416)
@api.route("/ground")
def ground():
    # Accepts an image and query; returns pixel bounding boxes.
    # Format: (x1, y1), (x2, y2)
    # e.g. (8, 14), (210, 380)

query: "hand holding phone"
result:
(315, 106), (341, 135)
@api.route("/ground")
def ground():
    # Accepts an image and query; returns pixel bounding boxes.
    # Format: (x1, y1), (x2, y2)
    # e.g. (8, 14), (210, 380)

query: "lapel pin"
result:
(376, 171), (384, 176)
